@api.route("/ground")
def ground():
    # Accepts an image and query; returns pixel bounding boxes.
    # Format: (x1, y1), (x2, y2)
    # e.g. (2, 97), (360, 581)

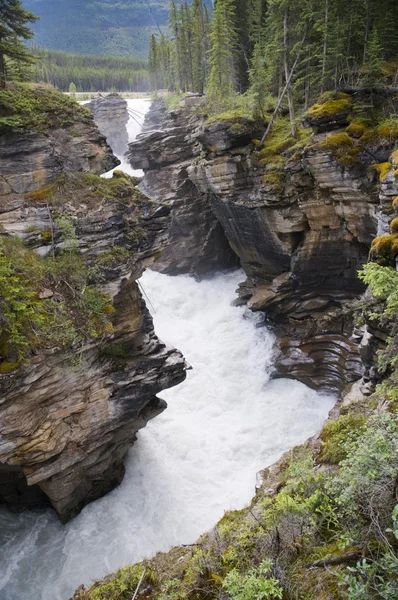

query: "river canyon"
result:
(0, 98), (337, 600)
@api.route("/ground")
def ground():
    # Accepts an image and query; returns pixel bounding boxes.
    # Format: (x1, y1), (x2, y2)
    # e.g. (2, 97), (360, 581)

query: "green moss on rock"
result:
(307, 92), (353, 119)
(0, 83), (91, 133)
(319, 413), (367, 464)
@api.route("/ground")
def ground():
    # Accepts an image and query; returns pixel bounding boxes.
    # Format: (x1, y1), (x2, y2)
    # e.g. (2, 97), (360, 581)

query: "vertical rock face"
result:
(129, 102), (239, 276)
(129, 97), (398, 394)
(0, 99), (186, 522)
(86, 94), (129, 157)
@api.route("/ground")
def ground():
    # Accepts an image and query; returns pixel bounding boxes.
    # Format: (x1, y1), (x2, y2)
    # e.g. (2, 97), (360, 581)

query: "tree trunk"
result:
(283, 6), (297, 137)
(363, 0), (371, 61)
(320, 0), (329, 94)
(0, 51), (5, 89)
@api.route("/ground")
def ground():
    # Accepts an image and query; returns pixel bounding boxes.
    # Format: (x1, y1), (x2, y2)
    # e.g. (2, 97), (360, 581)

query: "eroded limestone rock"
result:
(128, 97), (398, 393)
(0, 106), (186, 522)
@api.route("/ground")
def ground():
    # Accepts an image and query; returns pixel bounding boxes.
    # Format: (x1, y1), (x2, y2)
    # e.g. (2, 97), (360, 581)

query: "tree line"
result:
(148, 0), (398, 116)
(31, 48), (150, 92)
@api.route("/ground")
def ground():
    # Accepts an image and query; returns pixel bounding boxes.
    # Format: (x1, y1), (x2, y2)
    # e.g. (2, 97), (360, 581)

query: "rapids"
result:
(0, 270), (335, 600)
(0, 100), (335, 600)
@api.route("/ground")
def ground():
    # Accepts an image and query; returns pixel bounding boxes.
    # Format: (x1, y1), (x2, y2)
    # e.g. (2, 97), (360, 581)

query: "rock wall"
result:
(129, 101), (239, 276)
(86, 93), (129, 157)
(0, 103), (186, 522)
(129, 97), (398, 394)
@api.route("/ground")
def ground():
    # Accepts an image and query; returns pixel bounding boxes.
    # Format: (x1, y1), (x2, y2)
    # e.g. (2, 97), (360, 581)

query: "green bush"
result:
(222, 560), (283, 600)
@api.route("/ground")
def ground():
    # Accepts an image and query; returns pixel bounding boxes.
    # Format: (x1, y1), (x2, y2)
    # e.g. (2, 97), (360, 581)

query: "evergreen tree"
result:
(362, 28), (385, 87)
(191, 0), (206, 93)
(68, 81), (77, 98)
(0, 0), (39, 88)
(207, 0), (238, 109)
(148, 34), (159, 90)
(249, 40), (268, 119)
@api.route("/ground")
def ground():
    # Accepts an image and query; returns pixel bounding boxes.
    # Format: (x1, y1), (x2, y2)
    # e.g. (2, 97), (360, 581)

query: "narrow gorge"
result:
(1, 88), (398, 600)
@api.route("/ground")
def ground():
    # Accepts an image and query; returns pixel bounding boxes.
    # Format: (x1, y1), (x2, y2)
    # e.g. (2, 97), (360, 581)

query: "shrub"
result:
(0, 222), (115, 366)
(319, 413), (367, 465)
(222, 560), (283, 600)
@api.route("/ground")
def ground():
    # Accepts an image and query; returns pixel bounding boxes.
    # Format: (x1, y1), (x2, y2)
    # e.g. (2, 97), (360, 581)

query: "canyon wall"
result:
(85, 94), (129, 157)
(0, 97), (186, 522)
(129, 94), (398, 394)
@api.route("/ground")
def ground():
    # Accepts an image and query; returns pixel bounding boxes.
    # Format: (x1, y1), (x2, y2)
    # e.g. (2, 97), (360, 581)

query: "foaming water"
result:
(101, 98), (151, 178)
(0, 270), (335, 600)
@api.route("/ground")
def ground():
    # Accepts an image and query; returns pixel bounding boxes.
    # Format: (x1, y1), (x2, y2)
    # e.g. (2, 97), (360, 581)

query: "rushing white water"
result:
(0, 270), (335, 600)
(101, 98), (151, 178)
(0, 101), (335, 599)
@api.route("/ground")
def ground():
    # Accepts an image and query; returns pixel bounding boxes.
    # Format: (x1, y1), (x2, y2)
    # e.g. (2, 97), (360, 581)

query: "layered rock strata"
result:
(129, 97), (398, 393)
(86, 93), (129, 157)
(0, 104), (186, 522)
(129, 101), (239, 276)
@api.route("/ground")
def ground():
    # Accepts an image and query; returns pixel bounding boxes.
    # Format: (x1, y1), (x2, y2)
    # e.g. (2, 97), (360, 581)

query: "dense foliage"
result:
(0, 0), (38, 87)
(0, 225), (114, 370)
(31, 49), (150, 93)
(149, 0), (398, 118)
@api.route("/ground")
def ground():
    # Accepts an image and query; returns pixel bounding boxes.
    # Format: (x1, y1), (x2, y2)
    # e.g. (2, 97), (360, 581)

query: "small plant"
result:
(222, 560), (283, 600)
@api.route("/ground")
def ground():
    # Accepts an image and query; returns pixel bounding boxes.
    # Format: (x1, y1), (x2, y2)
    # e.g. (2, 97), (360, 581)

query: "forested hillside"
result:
(32, 49), (150, 92)
(22, 0), (211, 59)
(150, 0), (398, 115)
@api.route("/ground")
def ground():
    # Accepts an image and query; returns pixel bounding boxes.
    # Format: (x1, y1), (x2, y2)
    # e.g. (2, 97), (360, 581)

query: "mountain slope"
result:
(23, 0), (170, 59)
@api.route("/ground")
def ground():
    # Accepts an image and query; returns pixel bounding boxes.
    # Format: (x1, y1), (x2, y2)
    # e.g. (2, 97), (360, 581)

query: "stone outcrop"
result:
(0, 114), (118, 197)
(129, 97), (398, 394)
(129, 101), (239, 276)
(0, 102), (186, 522)
(86, 93), (129, 157)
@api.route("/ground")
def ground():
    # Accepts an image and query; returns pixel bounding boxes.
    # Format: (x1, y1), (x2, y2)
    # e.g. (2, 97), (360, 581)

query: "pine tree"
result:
(191, 0), (206, 93)
(148, 34), (159, 91)
(207, 0), (238, 109)
(169, 0), (182, 91)
(249, 41), (267, 119)
(362, 28), (385, 87)
(0, 0), (39, 88)
(69, 81), (77, 98)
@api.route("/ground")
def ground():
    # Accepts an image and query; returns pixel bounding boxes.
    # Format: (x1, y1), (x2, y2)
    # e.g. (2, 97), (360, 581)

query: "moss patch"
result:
(345, 122), (365, 138)
(370, 233), (398, 264)
(320, 132), (361, 167)
(0, 83), (91, 133)
(307, 92), (353, 119)
(254, 117), (311, 190)
(319, 413), (367, 464)
(25, 171), (146, 210)
(390, 217), (398, 235)
(371, 162), (393, 182)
